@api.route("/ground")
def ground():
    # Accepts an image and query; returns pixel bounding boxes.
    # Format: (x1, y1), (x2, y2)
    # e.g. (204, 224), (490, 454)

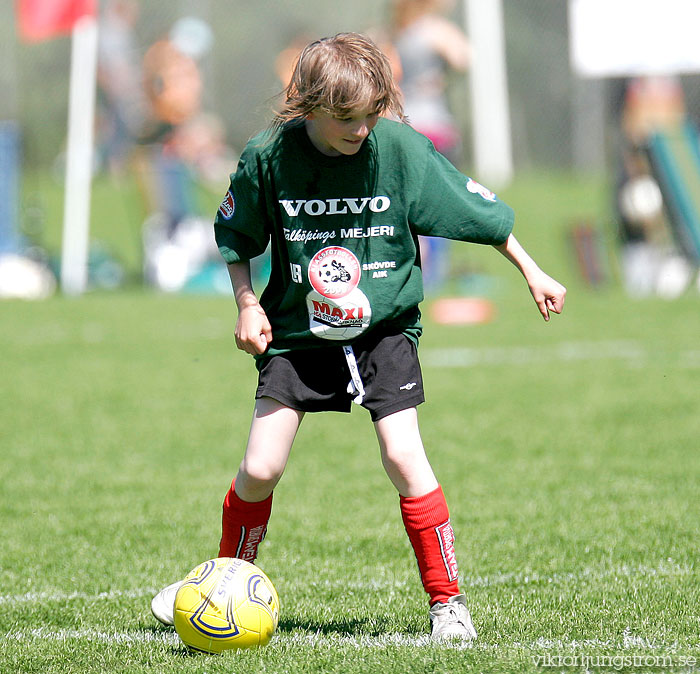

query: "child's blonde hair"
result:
(271, 32), (406, 132)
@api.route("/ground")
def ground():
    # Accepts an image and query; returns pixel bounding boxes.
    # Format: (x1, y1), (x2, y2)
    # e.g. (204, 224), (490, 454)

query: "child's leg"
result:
(374, 407), (438, 497)
(219, 396), (303, 561)
(374, 407), (460, 604)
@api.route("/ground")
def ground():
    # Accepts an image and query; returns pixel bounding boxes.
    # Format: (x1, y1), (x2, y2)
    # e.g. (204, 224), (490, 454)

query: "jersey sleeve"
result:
(214, 148), (270, 264)
(410, 143), (514, 245)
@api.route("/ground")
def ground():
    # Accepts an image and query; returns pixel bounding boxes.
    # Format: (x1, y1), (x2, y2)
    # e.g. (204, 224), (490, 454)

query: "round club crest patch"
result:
(218, 190), (235, 219)
(308, 246), (360, 299)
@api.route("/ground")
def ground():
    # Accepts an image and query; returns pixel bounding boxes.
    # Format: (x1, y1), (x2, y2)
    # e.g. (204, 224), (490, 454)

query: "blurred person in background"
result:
(275, 32), (314, 89)
(141, 18), (206, 141)
(615, 75), (692, 298)
(391, 0), (470, 163)
(96, 0), (144, 175)
(138, 17), (234, 292)
(390, 0), (471, 291)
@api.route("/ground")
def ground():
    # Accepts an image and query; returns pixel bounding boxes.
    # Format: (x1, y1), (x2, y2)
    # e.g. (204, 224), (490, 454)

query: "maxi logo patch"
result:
(308, 246), (361, 299)
(306, 288), (371, 340)
(435, 520), (459, 582)
(218, 190), (235, 219)
(466, 178), (497, 202)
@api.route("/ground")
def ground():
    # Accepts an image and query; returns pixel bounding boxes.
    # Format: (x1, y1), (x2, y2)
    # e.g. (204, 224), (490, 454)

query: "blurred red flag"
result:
(16, 0), (97, 42)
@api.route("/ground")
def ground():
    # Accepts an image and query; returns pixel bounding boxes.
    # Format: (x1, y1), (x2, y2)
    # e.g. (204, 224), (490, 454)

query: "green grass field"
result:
(2, 173), (699, 672)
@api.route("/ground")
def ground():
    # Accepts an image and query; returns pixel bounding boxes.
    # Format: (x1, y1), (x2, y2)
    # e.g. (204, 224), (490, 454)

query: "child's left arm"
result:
(494, 234), (567, 321)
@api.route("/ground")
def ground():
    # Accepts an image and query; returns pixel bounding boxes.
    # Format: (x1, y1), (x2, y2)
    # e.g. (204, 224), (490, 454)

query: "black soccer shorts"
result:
(255, 332), (425, 421)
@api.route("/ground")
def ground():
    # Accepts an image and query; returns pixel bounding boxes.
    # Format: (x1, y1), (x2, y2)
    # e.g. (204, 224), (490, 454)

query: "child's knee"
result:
(383, 443), (427, 474)
(239, 456), (284, 486)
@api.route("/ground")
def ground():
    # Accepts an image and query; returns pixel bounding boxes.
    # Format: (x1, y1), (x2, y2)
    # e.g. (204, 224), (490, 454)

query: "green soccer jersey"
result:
(214, 117), (514, 355)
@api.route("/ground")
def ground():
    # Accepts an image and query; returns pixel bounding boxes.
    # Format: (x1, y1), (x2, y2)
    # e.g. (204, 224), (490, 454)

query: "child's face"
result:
(305, 104), (380, 157)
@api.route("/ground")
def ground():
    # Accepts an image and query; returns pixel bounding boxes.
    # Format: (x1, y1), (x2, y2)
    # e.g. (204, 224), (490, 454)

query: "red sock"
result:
(400, 485), (461, 605)
(218, 480), (273, 563)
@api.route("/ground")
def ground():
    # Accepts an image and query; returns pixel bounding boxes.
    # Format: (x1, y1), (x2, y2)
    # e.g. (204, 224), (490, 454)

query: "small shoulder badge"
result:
(218, 190), (236, 219)
(466, 178), (497, 202)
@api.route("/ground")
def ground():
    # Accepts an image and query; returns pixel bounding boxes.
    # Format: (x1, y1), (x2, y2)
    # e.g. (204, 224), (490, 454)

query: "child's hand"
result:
(235, 305), (273, 355)
(493, 235), (566, 322)
(528, 270), (566, 321)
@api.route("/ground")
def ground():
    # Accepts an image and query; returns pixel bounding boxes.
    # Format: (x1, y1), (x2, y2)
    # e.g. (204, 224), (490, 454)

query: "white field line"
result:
(2, 627), (181, 647)
(1, 564), (695, 653)
(2, 627), (697, 654)
(0, 560), (691, 607)
(308, 560), (694, 593)
(421, 340), (700, 369)
(463, 559), (694, 590)
(0, 588), (157, 606)
(5, 319), (230, 346)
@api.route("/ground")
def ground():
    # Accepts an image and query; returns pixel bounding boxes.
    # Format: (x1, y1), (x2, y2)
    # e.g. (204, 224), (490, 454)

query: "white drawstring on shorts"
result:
(343, 345), (365, 405)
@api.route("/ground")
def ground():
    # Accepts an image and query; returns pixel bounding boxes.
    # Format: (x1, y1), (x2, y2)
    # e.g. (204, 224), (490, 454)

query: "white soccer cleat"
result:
(429, 594), (478, 641)
(150, 580), (185, 626)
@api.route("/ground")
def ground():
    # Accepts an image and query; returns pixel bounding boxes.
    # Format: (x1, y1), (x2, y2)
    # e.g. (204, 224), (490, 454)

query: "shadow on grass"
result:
(140, 612), (402, 653)
(278, 614), (394, 637)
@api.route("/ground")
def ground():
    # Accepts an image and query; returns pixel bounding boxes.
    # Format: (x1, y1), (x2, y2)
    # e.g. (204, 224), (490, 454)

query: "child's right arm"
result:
(227, 261), (272, 355)
(494, 234), (566, 321)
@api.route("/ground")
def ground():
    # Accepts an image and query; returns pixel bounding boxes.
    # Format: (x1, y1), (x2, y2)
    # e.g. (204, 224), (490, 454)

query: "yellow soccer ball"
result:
(173, 557), (280, 653)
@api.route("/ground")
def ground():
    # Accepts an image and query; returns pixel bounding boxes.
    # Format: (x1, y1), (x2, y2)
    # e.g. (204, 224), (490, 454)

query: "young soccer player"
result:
(151, 32), (566, 640)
